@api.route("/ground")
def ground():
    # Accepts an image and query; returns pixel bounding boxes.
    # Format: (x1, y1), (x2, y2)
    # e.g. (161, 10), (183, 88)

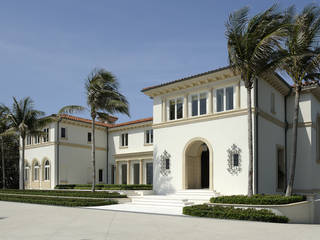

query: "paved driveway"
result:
(0, 201), (319, 240)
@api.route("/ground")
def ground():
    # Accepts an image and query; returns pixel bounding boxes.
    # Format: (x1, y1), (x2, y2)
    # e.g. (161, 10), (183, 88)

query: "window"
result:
(233, 153), (239, 167)
(133, 163), (140, 184)
(121, 164), (127, 184)
(226, 87), (234, 110)
(216, 88), (224, 112)
(24, 163), (29, 181)
(43, 128), (49, 142)
(121, 133), (128, 147)
(88, 132), (92, 143)
(277, 147), (285, 191)
(61, 127), (66, 138)
(146, 162), (153, 185)
(145, 129), (153, 144)
(26, 135), (32, 145)
(168, 98), (184, 120)
(98, 169), (103, 182)
(34, 135), (40, 144)
(44, 160), (50, 180)
(271, 92), (275, 114)
(111, 165), (115, 184)
(216, 87), (234, 112)
(165, 158), (170, 170)
(34, 162), (39, 181)
(191, 92), (207, 116)
(169, 99), (175, 120)
(191, 95), (198, 116)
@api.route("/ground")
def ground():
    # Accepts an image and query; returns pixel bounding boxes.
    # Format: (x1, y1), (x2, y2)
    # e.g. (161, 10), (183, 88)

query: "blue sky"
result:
(0, 0), (313, 123)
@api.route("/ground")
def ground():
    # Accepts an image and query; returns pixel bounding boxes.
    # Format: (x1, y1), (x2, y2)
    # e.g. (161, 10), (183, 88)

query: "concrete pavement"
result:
(0, 201), (319, 240)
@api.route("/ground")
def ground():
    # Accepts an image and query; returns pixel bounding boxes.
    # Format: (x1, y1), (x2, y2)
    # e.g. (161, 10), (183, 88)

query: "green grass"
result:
(210, 194), (306, 205)
(183, 204), (289, 223)
(0, 189), (126, 198)
(55, 184), (152, 190)
(0, 194), (117, 207)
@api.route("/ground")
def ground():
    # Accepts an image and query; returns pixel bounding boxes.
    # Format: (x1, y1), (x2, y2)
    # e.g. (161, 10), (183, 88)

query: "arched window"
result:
(34, 161), (39, 181)
(24, 162), (29, 181)
(44, 160), (50, 181)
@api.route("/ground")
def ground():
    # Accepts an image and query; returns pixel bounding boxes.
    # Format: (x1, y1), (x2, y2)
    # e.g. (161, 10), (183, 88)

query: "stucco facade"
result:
(23, 66), (320, 197)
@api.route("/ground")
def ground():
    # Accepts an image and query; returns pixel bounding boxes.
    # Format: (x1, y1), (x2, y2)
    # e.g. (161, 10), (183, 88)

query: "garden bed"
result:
(0, 189), (126, 198)
(183, 204), (289, 223)
(55, 184), (152, 190)
(210, 194), (306, 205)
(0, 194), (117, 207)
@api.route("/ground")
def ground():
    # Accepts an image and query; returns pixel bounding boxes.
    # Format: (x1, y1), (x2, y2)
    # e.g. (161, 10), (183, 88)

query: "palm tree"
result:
(277, 4), (320, 196)
(0, 104), (10, 189)
(6, 97), (50, 189)
(85, 69), (129, 192)
(225, 5), (290, 196)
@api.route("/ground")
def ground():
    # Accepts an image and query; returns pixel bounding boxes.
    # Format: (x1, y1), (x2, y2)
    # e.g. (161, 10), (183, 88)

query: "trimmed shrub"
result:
(55, 184), (152, 190)
(0, 194), (117, 207)
(0, 189), (126, 198)
(183, 204), (289, 223)
(210, 194), (306, 205)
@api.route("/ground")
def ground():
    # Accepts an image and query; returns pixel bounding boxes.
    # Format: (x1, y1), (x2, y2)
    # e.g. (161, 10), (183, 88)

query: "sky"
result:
(0, 0), (314, 123)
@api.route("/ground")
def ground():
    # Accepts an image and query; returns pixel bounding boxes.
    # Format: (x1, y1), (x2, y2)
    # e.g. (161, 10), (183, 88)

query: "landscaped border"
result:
(183, 204), (289, 223)
(55, 184), (152, 190)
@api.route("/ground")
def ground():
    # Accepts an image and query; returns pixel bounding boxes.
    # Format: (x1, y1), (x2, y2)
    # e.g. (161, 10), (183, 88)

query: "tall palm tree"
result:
(277, 4), (320, 196)
(85, 69), (129, 192)
(0, 104), (10, 189)
(225, 5), (290, 196)
(6, 97), (50, 189)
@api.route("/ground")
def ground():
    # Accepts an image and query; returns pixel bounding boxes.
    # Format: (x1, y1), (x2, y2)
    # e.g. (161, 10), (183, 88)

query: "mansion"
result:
(23, 65), (320, 196)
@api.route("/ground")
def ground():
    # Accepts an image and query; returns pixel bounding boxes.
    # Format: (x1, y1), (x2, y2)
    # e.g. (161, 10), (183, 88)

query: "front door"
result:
(201, 150), (209, 188)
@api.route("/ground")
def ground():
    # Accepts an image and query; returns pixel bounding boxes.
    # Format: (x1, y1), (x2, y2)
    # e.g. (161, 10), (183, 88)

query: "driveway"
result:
(0, 201), (319, 240)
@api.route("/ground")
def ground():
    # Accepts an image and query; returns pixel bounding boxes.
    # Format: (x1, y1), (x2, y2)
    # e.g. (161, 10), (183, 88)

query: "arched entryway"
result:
(182, 138), (213, 190)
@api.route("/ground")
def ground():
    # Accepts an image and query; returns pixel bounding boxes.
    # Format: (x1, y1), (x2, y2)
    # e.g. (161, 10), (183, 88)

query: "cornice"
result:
(114, 151), (153, 161)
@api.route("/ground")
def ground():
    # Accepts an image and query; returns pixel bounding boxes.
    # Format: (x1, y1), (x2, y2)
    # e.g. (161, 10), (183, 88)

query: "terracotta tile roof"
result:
(141, 65), (232, 92)
(58, 114), (152, 128)
(111, 117), (153, 128)
(59, 114), (113, 127)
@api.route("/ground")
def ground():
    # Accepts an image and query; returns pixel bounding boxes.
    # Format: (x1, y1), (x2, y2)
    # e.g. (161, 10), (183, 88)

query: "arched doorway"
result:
(183, 138), (213, 190)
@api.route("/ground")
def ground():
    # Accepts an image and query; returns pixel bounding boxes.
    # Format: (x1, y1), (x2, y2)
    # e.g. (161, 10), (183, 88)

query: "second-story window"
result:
(61, 127), (66, 139)
(191, 92), (207, 116)
(169, 98), (183, 120)
(43, 128), (49, 142)
(216, 86), (234, 112)
(88, 132), (92, 143)
(145, 129), (153, 144)
(121, 133), (128, 147)
(271, 92), (276, 114)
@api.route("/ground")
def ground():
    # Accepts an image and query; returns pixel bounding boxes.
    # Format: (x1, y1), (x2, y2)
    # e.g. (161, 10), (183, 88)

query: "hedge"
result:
(210, 194), (306, 205)
(0, 194), (117, 207)
(183, 204), (289, 223)
(0, 189), (126, 198)
(55, 184), (153, 190)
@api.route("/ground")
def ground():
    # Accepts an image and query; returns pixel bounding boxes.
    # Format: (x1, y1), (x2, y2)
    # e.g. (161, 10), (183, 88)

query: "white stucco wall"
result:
(153, 114), (253, 195)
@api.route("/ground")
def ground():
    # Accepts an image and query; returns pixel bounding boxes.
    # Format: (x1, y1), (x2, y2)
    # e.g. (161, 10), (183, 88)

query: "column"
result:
(208, 89), (213, 114)
(139, 159), (143, 184)
(127, 161), (131, 184)
(236, 81), (241, 109)
(184, 94), (188, 118)
(162, 98), (167, 122)
(116, 161), (119, 184)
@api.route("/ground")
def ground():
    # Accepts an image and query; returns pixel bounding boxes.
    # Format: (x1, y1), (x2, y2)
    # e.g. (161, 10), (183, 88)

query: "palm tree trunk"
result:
(91, 116), (96, 192)
(247, 88), (254, 197)
(1, 137), (5, 189)
(286, 87), (300, 196)
(19, 136), (25, 190)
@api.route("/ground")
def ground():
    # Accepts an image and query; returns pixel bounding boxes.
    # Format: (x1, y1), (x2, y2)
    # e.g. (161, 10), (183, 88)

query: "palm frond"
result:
(58, 105), (86, 115)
